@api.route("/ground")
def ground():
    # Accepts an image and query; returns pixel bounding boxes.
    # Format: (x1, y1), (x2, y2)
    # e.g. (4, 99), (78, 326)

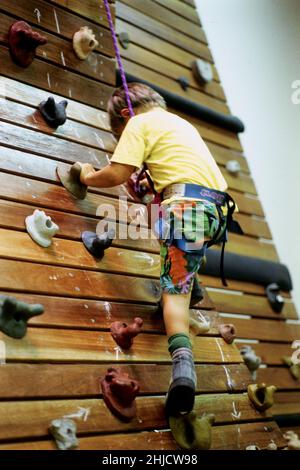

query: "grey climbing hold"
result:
(177, 76), (190, 91)
(57, 162), (87, 200)
(73, 26), (99, 60)
(240, 345), (262, 379)
(282, 356), (300, 380)
(226, 160), (241, 174)
(169, 413), (215, 450)
(118, 31), (130, 49)
(0, 295), (44, 339)
(191, 59), (213, 85)
(25, 209), (59, 248)
(49, 418), (78, 450)
(82, 226), (115, 259)
(265, 283), (284, 313)
(39, 97), (68, 128)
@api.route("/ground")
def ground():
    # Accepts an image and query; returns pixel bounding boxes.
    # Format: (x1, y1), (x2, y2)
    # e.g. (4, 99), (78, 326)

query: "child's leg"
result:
(160, 245), (201, 415)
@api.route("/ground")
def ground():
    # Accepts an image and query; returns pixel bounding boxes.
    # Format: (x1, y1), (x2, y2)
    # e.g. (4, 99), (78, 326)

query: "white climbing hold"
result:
(73, 27), (99, 60)
(25, 209), (59, 248)
(226, 160), (241, 175)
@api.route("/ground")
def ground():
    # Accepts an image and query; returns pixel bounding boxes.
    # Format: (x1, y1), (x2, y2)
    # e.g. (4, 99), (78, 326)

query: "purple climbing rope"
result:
(103, 0), (134, 118)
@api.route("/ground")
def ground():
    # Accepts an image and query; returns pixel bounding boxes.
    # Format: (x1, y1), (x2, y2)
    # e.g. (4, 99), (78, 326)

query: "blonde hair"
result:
(107, 82), (166, 134)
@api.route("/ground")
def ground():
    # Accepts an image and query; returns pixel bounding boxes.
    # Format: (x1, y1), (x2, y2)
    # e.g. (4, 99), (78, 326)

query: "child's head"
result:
(107, 82), (166, 137)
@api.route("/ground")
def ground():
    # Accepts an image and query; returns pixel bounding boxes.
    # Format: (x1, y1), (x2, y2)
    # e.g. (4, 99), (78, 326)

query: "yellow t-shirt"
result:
(110, 107), (228, 194)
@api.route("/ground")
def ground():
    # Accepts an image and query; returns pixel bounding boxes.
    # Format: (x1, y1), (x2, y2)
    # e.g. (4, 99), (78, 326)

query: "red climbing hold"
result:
(9, 21), (47, 68)
(110, 317), (143, 350)
(100, 367), (140, 422)
(218, 323), (236, 344)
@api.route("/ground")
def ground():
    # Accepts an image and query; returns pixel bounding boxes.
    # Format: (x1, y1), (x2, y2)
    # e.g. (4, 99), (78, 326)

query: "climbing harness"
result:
(103, 1), (243, 286)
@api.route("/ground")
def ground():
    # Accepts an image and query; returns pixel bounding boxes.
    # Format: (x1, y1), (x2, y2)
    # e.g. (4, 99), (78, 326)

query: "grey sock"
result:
(171, 347), (197, 387)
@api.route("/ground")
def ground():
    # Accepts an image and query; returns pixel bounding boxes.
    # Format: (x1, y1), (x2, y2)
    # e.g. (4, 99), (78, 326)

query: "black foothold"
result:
(82, 227), (115, 258)
(39, 97), (68, 128)
(0, 295), (44, 339)
(118, 32), (130, 49)
(177, 76), (190, 91)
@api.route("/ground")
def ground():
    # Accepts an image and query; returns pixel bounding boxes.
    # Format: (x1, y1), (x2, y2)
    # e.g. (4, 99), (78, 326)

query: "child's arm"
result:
(79, 162), (136, 188)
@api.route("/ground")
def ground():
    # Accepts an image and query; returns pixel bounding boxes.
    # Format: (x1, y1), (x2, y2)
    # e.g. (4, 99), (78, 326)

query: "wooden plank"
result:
(221, 169), (257, 195)
(0, 394), (269, 441)
(122, 58), (229, 114)
(207, 142), (249, 172)
(0, 76), (111, 132)
(48, 0), (114, 28)
(119, 41), (225, 101)
(223, 316), (300, 342)
(0, 228), (161, 278)
(0, 0), (114, 57)
(227, 317), (300, 347)
(153, 0), (201, 25)
(0, 328), (241, 363)
(219, 233), (278, 262)
(272, 392), (300, 417)
(0, 364), (252, 399)
(0, 11), (115, 86)
(0, 145), (136, 202)
(0, 97), (115, 153)
(0, 119), (110, 168)
(0, 291), (213, 332)
(235, 213), (272, 239)
(209, 291), (297, 320)
(0, 199), (159, 253)
(239, 343), (295, 366)
(120, 0), (207, 43)
(230, 190), (264, 217)
(0, 172), (145, 223)
(257, 368), (300, 390)
(117, 2), (211, 59)
(116, 18), (220, 80)
(0, 421), (285, 450)
(0, 45), (113, 110)
(0, 258), (162, 303)
(181, 0), (196, 7)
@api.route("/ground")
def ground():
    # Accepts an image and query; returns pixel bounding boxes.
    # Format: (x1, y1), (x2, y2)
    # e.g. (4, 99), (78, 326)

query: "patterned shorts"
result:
(160, 200), (226, 294)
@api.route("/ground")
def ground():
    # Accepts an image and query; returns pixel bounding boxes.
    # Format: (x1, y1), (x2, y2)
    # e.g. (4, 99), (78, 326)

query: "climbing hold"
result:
(82, 226), (115, 259)
(218, 323), (236, 344)
(0, 295), (44, 339)
(240, 345), (262, 379)
(190, 277), (204, 307)
(265, 283), (284, 313)
(38, 97), (68, 128)
(25, 209), (59, 248)
(118, 31), (130, 49)
(191, 58), (213, 85)
(189, 316), (210, 336)
(169, 413), (215, 450)
(177, 76), (190, 91)
(247, 383), (277, 411)
(49, 418), (78, 450)
(100, 367), (140, 422)
(283, 430), (300, 450)
(267, 442), (277, 450)
(8, 21), (47, 68)
(246, 445), (260, 450)
(56, 162), (87, 200)
(282, 356), (300, 380)
(110, 317), (143, 349)
(226, 160), (241, 175)
(73, 26), (99, 60)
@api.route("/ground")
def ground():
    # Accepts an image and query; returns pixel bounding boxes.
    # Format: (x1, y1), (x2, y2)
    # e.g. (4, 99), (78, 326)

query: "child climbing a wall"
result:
(78, 83), (230, 415)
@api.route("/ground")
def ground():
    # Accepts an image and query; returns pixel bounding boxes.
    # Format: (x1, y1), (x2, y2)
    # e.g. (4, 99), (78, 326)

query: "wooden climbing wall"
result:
(0, 0), (298, 450)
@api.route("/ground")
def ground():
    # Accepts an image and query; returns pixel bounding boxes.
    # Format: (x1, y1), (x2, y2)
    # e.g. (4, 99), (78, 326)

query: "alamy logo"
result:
(291, 80), (300, 104)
